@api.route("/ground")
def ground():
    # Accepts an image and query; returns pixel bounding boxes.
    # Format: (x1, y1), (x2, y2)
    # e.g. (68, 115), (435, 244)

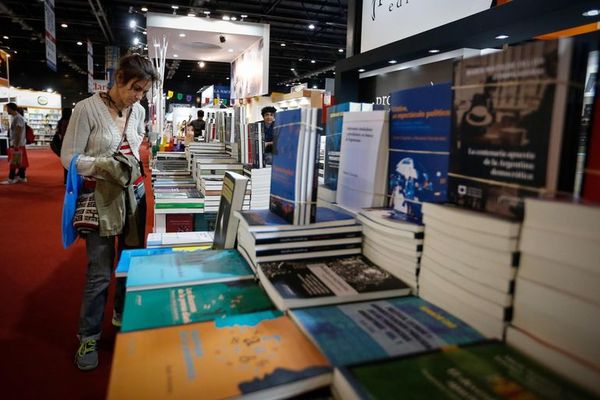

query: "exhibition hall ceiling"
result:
(0, 0), (347, 101)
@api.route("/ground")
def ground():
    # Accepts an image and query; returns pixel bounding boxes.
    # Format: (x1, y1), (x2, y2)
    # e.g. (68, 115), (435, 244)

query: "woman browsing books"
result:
(60, 54), (159, 370)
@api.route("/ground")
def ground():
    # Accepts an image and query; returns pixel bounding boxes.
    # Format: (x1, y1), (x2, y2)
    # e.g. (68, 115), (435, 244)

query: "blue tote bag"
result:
(62, 155), (83, 248)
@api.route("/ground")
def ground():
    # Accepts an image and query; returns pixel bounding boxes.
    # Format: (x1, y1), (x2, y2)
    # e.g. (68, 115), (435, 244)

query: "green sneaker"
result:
(75, 338), (98, 370)
(112, 310), (122, 328)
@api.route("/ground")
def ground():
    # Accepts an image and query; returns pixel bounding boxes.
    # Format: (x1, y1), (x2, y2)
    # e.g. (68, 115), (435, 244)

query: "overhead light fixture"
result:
(203, 11), (211, 15)
(199, 61), (205, 68)
(226, 77), (230, 80)
(228, 48), (234, 53)
(141, 7), (148, 12)
(311, 60), (316, 64)
(241, 14), (248, 19)
(171, 5), (179, 10)
(61, 23), (68, 28)
(338, 48), (344, 53)
(290, 68), (295, 71)
(358, 68), (365, 72)
(76, 41), (83, 46)
(2, 36), (9, 40)
(222, 16), (231, 21)
(308, 24), (315, 30)
(133, 37), (140, 45)
(129, 20), (137, 29)
(280, 43), (286, 47)
(188, 12), (196, 17)
(429, 49), (440, 53)
(173, 54), (179, 57)
(142, 31), (147, 35)
(312, 85), (317, 89)
(13, 50), (17, 54)
(46, 88), (53, 93)
(179, 33), (186, 37)
(495, 34), (509, 40)
(231, 17), (237, 21)
(187, 74), (190, 78)
(582, 9), (600, 17)
(388, 60), (397, 64)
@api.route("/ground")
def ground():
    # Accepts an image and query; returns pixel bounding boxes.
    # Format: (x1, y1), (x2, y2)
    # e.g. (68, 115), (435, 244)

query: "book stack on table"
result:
(418, 203), (521, 339)
(356, 208), (424, 290)
(506, 198), (600, 394)
(244, 166), (271, 210)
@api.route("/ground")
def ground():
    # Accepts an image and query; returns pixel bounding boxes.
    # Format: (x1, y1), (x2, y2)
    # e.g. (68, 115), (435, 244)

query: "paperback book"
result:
(108, 311), (332, 400)
(126, 249), (255, 291)
(121, 280), (273, 332)
(256, 255), (411, 310)
(212, 171), (249, 249)
(289, 296), (484, 366)
(388, 82), (452, 221)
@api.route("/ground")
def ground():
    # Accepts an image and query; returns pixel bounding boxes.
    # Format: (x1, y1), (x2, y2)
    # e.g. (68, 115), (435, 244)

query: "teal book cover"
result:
(341, 342), (596, 400)
(115, 247), (175, 277)
(290, 296), (483, 366)
(126, 249), (255, 291)
(121, 280), (274, 332)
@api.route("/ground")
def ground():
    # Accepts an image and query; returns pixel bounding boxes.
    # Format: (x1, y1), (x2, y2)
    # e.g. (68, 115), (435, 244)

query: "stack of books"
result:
(269, 108), (321, 225)
(356, 208), (424, 290)
(146, 231), (214, 248)
(151, 158), (189, 176)
(186, 142), (227, 170)
(244, 166), (271, 210)
(235, 206), (362, 268)
(197, 162), (247, 213)
(418, 203), (521, 339)
(153, 188), (204, 214)
(507, 198), (600, 395)
(153, 177), (203, 233)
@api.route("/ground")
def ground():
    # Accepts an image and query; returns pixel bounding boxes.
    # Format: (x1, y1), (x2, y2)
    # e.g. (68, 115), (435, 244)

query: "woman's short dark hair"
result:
(116, 53), (159, 86)
(261, 106), (276, 116)
(6, 102), (18, 112)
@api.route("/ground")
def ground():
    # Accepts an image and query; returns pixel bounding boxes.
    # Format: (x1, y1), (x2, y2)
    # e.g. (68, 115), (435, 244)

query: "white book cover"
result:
(337, 111), (389, 212)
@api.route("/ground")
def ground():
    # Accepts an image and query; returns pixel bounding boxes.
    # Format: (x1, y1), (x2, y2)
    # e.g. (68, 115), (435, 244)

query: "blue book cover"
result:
(237, 207), (355, 231)
(289, 296), (484, 366)
(270, 109), (303, 224)
(126, 249), (255, 291)
(388, 83), (452, 221)
(324, 103), (360, 191)
(116, 247), (176, 277)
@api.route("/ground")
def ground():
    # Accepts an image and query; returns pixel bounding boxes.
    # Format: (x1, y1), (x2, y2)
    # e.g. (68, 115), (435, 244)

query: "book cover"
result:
(324, 103), (362, 192)
(449, 39), (582, 219)
(289, 296), (484, 366)
(337, 111), (389, 212)
(116, 247), (202, 277)
(237, 206), (355, 232)
(108, 311), (332, 400)
(121, 280), (273, 332)
(212, 171), (249, 249)
(337, 341), (596, 400)
(165, 213), (194, 232)
(269, 109), (303, 224)
(126, 249), (255, 291)
(388, 83), (452, 221)
(257, 255), (411, 310)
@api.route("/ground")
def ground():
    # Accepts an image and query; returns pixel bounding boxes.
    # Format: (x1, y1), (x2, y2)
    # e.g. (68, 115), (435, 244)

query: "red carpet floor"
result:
(0, 146), (153, 399)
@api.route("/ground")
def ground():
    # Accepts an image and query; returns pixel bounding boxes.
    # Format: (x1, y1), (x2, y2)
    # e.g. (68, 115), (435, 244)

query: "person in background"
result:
(55, 107), (72, 184)
(261, 106), (276, 165)
(190, 109), (205, 139)
(60, 53), (159, 371)
(1, 102), (28, 184)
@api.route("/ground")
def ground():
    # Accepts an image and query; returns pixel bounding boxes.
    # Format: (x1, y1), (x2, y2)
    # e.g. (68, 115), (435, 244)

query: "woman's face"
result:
(116, 78), (152, 107)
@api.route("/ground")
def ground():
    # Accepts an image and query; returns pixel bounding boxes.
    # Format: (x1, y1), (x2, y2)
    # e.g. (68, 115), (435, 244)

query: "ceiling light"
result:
(222, 16), (231, 21)
(46, 88), (53, 93)
(187, 74), (190, 78)
(76, 41), (83, 46)
(429, 49), (440, 53)
(203, 11), (210, 15)
(280, 43), (286, 47)
(2, 36), (8, 40)
(141, 7), (148, 12)
(231, 17), (237, 21)
(199, 61), (205, 68)
(388, 60), (397, 64)
(133, 37), (140, 45)
(61, 23), (68, 28)
(241, 14), (248, 18)
(226, 77), (230, 80)
(142, 31), (147, 35)
(311, 60), (316, 64)
(358, 68), (365, 72)
(290, 68), (295, 71)
(173, 54), (178, 57)
(13, 50), (17, 54)
(188, 12), (196, 17)
(179, 33), (186, 37)
(171, 5), (179, 10)
(143, 47), (148, 50)
(129, 20), (136, 28)
(495, 34), (509, 40)
(582, 9), (600, 17)
(312, 85), (317, 89)
(338, 48), (344, 53)
(308, 24), (315, 30)
(228, 49), (234, 53)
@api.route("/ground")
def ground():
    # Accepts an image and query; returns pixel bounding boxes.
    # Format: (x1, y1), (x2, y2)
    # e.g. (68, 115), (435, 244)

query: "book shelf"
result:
(24, 107), (60, 147)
